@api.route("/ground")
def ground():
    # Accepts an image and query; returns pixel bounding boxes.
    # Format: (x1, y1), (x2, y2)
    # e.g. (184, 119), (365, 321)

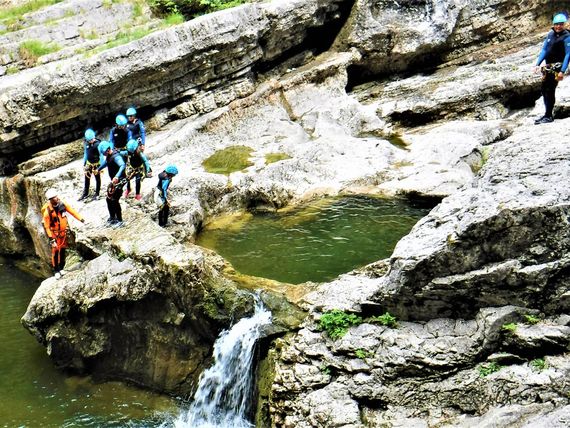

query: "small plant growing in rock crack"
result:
(319, 310), (362, 340)
(524, 314), (541, 325)
(530, 358), (547, 371)
(319, 364), (331, 376)
(479, 362), (502, 377)
(370, 312), (398, 328)
(355, 349), (373, 359)
(502, 322), (517, 332)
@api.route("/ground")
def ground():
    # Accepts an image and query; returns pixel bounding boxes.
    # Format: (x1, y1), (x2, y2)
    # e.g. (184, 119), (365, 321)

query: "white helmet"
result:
(45, 188), (58, 200)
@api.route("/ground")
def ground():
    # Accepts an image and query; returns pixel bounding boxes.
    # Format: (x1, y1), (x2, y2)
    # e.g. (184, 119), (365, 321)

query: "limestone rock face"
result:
(2, 0), (570, 425)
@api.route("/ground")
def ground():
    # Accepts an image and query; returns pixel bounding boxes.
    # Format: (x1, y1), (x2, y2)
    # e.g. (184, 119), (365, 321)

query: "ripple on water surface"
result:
(197, 196), (430, 284)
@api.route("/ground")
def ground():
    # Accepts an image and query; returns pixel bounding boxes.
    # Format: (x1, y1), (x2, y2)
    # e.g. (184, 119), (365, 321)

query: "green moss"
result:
(203, 145), (254, 175)
(18, 39), (61, 66)
(265, 152), (291, 165)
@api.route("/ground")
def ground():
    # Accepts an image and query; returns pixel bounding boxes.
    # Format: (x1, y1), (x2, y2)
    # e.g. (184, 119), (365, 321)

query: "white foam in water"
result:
(169, 299), (272, 428)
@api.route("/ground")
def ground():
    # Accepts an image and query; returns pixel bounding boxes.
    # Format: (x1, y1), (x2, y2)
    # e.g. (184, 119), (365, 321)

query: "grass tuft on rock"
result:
(203, 145), (253, 175)
(148, 0), (248, 19)
(19, 39), (61, 66)
(0, 0), (63, 21)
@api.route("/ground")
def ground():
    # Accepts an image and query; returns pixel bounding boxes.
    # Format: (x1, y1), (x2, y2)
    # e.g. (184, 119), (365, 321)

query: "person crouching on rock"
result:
(79, 128), (102, 202)
(97, 141), (127, 228)
(154, 165), (178, 227)
(122, 139), (152, 200)
(42, 188), (85, 279)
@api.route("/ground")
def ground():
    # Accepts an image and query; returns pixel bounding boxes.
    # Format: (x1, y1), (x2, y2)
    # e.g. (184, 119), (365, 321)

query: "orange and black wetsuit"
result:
(41, 201), (83, 274)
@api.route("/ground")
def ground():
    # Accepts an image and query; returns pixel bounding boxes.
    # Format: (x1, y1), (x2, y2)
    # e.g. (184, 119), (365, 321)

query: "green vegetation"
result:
(355, 349), (372, 359)
(148, 0), (248, 19)
(0, 0), (63, 21)
(6, 66), (19, 75)
(524, 314), (541, 325)
(319, 364), (331, 376)
(161, 12), (184, 26)
(502, 322), (517, 332)
(319, 310), (363, 340)
(530, 358), (547, 371)
(479, 362), (502, 377)
(370, 312), (398, 328)
(18, 39), (61, 66)
(202, 145), (254, 175)
(265, 152), (291, 165)
(90, 27), (154, 54)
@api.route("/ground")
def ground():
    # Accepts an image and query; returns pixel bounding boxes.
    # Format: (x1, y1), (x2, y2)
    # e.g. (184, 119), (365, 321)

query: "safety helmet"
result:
(126, 107), (137, 116)
(126, 139), (139, 154)
(45, 188), (58, 200)
(84, 129), (96, 141)
(553, 13), (568, 24)
(98, 140), (112, 155)
(165, 165), (178, 175)
(115, 114), (128, 126)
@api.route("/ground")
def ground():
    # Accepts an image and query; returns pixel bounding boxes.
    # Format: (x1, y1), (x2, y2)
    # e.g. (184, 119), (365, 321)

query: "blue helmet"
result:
(165, 165), (178, 175)
(98, 140), (112, 155)
(553, 13), (568, 24)
(84, 129), (96, 141)
(126, 107), (137, 116)
(126, 139), (139, 153)
(115, 114), (128, 126)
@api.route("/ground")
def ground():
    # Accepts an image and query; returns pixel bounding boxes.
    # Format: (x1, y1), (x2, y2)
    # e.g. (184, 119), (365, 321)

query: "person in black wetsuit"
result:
(534, 13), (570, 124)
(79, 129), (102, 201)
(97, 141), (127, 228)
(126, 107), (146, 151)
(109, 114), (132, 150)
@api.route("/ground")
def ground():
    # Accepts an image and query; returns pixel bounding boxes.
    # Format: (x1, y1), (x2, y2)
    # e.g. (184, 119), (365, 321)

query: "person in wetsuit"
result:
(154, 165), (178, 227)
(42, 188), (85, 279)
(109, 114), (132, 150)
(97, 141), (127, 227)
(534, 13), (570, 124)
(122, 139), (152, 200)
(79, 129), (102, 201)
(126, 107), (146, 151)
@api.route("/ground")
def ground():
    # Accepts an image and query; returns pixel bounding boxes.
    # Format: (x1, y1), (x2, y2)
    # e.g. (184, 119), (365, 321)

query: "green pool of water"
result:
(0, 263), (179, 427)
(197, 196), (430, 284)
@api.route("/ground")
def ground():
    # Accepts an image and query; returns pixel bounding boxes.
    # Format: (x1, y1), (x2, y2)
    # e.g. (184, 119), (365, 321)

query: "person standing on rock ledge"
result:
(126, 107), (146, 151)
(78, 129), (102, 202)
(155, 165), (178, 227)
(97, 141), (127, 228)
(109, 114), (132, 150)
(42, 188), (85, 279)
(534, 12), (570, 124)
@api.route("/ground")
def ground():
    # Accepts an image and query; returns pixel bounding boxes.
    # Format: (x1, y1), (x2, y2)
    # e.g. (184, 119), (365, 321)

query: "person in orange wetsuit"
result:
(42, 188), (85, 279)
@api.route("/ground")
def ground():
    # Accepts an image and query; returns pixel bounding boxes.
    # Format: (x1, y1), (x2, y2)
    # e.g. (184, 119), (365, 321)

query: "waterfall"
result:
(171, 299), (272, 428)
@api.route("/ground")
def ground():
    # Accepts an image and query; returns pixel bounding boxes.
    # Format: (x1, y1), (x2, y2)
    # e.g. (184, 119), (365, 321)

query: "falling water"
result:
(172, 299), (272, 428)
